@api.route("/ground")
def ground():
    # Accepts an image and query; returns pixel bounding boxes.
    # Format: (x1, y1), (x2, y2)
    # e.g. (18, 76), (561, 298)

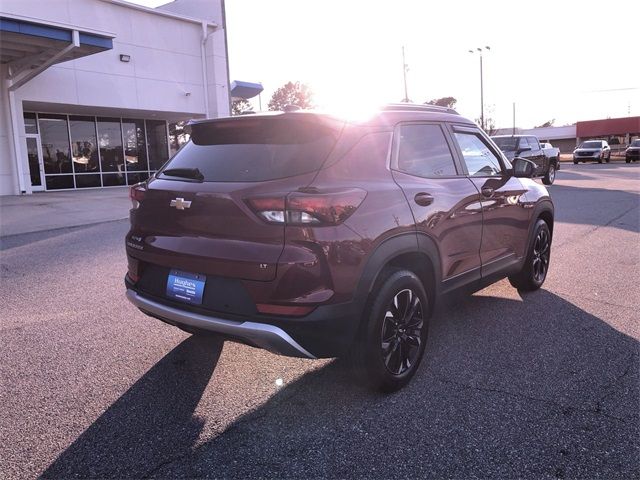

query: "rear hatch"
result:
(129, 113), (343, 281)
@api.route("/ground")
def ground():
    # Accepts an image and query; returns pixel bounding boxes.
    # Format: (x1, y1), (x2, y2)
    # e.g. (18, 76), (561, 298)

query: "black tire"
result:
(606, 152), (611, 163)
(598, 157), (603, 163)
(573, 160), (578, 164)
(626, 158), (631, 163)
(509, 219), (551, 292)
(351, 269), (429, 392)
(542, 163), (556, 185)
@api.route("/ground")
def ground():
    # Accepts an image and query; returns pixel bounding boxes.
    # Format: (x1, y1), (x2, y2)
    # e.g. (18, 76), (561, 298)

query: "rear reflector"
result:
(256, 304), (315, 316)
(127, 257), (140, 283)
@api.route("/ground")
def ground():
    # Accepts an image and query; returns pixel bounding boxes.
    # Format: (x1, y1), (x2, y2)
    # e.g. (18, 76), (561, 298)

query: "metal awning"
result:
(230, 80), (264, 99)
(1, 16), (113, 84)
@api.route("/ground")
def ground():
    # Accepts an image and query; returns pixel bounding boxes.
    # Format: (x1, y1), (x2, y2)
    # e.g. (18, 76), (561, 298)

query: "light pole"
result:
(468, 46), (490, 130)
(402, 46), (409, 102)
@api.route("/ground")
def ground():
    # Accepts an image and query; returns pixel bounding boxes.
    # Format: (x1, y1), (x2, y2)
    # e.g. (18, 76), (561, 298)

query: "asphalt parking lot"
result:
(1, 162), (638, 479)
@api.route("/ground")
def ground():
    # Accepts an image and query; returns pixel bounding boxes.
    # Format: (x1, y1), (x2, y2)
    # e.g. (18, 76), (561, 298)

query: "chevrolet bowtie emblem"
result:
(170, 197), (192, 210)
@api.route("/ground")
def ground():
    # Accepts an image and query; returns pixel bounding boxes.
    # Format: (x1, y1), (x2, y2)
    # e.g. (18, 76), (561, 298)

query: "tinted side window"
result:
(396, 124), (457, 177)
(528, 137), (540, 150)
(454, 132), (503, 176)
(518, 137), (530, 150)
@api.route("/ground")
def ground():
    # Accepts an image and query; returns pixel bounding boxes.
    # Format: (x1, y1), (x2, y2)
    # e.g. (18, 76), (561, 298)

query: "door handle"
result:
(481, 187), (494, 198)
(414, 192), (434, 206)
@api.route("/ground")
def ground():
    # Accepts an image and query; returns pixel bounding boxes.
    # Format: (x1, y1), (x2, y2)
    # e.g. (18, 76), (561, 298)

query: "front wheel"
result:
(542, 163), (556, 185)
(509, 219), (551, 292)
(351, 269), (429, 392)
(606, 152), (611, 163)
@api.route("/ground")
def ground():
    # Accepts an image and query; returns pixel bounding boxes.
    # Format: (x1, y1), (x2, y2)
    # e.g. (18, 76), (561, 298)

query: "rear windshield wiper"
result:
(161, 167), (204, 182)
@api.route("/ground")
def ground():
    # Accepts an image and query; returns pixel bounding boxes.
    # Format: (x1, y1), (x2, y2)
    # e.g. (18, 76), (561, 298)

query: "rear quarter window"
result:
(160, 118), (339, 182)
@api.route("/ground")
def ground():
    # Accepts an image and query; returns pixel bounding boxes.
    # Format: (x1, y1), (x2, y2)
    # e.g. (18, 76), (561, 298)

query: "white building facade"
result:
(0, 0), (230, 196)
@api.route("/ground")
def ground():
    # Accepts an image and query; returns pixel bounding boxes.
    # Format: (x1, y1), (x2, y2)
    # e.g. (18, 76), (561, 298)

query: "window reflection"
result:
(146, 120), (169, 171)
(169, 121), (190, 157)
(26, 137), (42, 186)
(70, 116), (99, 173)
(97, 118), (124, 173)
(39, 115), (72, 175)
(122, 119), (148, 172)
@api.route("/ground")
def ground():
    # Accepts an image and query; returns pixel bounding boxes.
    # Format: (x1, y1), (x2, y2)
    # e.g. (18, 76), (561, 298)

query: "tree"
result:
(231, 98), (253, 116)
(475, 116), (497, 136)
(534, 119), (555, 128)
(425, 96), (457, 109)
(268, 81), (314, 111)
(476, 105), (497, 135)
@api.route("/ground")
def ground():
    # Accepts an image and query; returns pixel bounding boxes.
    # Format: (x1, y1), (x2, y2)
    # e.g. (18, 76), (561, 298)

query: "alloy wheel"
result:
(532, 228), (550, 283)
(381, 289), (424, 375)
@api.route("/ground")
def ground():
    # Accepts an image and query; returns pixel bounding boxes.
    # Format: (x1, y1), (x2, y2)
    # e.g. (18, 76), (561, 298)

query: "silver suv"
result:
(573, 140), (611, 164)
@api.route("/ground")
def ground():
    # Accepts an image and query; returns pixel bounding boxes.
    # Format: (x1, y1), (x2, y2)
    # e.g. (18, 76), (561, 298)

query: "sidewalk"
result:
(0, 187), (131, 237)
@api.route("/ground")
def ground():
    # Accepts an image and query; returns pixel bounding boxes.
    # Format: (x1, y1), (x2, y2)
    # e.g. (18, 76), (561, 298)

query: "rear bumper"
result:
(126, 289), (317, 358)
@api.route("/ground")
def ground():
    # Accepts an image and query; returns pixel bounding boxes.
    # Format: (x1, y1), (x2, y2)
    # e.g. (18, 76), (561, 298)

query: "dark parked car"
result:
(125, 105), (554, 392)
(573, 140), (611, 163)
(491, 135), (559, 185)
(625, 139), (640, 163)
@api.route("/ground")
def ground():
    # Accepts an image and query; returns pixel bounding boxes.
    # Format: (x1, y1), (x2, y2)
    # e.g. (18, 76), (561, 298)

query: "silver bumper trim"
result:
(126, 289), (316, 359)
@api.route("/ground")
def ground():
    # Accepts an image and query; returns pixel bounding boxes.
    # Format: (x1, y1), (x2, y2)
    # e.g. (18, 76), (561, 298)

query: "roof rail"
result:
(382, 103), (459, 115)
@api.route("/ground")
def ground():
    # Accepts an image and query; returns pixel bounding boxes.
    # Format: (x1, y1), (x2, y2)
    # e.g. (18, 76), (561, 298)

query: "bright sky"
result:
(137, 0), (640, 128)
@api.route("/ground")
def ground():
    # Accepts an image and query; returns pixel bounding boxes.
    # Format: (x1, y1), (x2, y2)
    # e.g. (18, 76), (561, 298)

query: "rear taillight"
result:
(129, 182), (146, 209)
(246, 188), (366, 226)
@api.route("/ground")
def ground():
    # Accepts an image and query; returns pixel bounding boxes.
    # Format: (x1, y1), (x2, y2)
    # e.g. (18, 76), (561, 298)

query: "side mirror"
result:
(517, 146), (532, 154)
(512, 157), (536, 178)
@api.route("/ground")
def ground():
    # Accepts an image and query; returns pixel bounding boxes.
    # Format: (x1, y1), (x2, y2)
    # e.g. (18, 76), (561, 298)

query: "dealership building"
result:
(0, 0), (229, 196)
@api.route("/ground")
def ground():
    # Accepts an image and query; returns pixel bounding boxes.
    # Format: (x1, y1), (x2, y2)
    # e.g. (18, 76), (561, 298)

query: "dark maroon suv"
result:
(125, 104), (553, 391)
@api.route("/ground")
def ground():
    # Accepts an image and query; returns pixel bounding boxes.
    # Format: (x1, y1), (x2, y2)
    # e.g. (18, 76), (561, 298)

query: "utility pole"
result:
(402, 46), (409, 102)
(513, 102), (516, 135)
(469, 46), (490, 130)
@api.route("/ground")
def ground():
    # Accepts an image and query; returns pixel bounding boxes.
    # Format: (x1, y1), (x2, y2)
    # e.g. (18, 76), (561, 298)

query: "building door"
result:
(25, 134), (45, 192)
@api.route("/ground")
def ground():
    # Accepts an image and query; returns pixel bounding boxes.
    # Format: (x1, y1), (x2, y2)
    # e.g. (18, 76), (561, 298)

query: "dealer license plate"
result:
(166, 269), (206, 305)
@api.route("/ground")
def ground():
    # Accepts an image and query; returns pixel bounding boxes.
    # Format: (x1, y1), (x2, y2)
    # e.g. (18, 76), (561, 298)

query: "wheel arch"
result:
(354, 233), (441, 315)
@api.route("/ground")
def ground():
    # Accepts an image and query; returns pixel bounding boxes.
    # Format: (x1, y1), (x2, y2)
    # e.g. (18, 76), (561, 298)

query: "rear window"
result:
(492, 137), (518, 151)
(160, 117), (339, 182)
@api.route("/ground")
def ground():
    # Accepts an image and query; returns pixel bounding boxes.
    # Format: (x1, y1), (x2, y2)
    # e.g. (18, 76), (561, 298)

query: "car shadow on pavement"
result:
(147, 289), (638, 479)
(41, 290), (639, 479)
(41, 335), (224, 479)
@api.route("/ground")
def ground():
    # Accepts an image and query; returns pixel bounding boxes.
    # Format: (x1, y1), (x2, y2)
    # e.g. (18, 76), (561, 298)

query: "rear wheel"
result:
(542, 163), (556, 185)
(509, 219), (551, 292)
(351, 269), (429, 392)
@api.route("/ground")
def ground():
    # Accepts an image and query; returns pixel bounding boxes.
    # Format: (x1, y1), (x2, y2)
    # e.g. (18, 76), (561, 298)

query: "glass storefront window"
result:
(122, 119), (148, 172)
(70, 116), (100, 175)
(30, 112), (173, 190)
(146, 120), (169, 171)
(39, 114), (72, 177)
(97, 117), (125, 186)
(24, 112), (38, 134)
